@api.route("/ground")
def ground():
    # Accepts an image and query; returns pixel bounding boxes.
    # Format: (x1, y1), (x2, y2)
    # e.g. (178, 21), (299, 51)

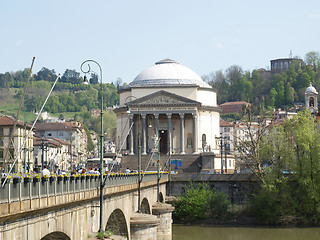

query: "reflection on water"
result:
(173, 225), (320, 240)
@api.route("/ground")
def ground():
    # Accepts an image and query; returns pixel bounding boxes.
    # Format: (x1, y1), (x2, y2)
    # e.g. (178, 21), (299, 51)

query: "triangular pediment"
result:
(126, 90), (200, 107)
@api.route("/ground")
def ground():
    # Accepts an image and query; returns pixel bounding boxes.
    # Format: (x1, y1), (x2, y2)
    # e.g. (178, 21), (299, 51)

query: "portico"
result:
(128, 112), (198, 155)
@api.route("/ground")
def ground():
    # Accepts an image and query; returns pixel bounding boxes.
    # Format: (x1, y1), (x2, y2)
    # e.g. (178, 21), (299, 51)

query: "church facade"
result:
(115, 59), (221, 157)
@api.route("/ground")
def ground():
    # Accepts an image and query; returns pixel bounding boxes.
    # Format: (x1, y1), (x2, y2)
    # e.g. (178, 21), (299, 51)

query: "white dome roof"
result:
(305, 84), (318, 95)
(129, 59), (211, 88)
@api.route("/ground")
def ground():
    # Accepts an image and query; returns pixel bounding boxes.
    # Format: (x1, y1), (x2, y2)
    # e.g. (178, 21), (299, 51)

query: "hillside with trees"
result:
(0, 68), (123, 140)
(202, 51), (320, 115)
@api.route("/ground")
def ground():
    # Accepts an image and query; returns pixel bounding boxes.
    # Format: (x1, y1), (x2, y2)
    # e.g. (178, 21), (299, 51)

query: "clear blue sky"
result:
(1, 0), (320, 84)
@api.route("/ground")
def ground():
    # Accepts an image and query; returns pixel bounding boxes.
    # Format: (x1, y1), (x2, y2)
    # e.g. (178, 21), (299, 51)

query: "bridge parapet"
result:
(0, 173), (168, 224)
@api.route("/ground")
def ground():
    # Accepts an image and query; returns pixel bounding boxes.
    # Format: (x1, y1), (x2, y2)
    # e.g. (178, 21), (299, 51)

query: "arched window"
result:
(309, 97), (315, 107)
(202, 134), (206, 150)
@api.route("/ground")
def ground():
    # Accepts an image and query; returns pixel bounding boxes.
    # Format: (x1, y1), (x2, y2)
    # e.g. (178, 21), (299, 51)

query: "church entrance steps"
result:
(120, 154), (201, 173)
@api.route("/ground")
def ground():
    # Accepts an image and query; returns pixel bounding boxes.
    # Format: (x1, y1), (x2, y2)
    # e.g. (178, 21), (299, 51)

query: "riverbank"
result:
(172, 225), (320, 240)
(173, 205), (316, 228)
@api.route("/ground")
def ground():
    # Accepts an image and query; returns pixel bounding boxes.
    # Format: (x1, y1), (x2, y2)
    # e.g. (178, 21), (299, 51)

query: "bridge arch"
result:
(106, 208), (129, 238)
(41, 231), (70, 240)
(141, 197), (151, 214)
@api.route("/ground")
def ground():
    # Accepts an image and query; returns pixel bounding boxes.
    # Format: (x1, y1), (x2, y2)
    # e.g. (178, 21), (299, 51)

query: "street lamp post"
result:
(157, 138), (160, 202)
(125, 96), (142, 213)
(70, 137), (73, 171)
(224, 141), (228, 174)
(216, 133), (227, 174)
(81, 60), (104, 233)
(23, 122), (27, 173)
(220, 134), (223, 174)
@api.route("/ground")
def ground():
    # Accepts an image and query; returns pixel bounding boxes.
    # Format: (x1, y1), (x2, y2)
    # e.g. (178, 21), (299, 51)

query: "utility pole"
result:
(224, 141), (228, 174)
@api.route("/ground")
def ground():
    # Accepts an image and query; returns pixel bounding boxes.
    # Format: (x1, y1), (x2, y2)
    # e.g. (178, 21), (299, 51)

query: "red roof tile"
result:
(0, 115), (31, 129)
(220, 119), (234, 127)
(219, 101), (250, 106)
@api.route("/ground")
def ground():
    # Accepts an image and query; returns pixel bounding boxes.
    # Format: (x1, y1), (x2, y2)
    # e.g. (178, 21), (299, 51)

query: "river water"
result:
(172, 225), (320, 240)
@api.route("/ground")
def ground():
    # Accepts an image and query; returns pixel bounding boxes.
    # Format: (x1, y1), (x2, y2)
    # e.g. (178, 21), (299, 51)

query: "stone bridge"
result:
(0, 173), (173, 240)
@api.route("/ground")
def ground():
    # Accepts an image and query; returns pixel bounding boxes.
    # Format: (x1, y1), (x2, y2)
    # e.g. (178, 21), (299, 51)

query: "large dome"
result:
(129, 59), (211, 88)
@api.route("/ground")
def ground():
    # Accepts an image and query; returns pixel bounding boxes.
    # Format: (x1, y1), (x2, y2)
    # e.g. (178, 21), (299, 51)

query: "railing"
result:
(0, 173), (167, 204)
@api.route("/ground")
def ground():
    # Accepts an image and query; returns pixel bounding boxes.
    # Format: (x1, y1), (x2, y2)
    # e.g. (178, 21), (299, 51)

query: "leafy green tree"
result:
(286, 110), (320, 222)
(267, 88), (277, 107)
(24, 95), (45, 112)
(12, 68), (31, 88)
(285, 82), (295, 106)
(92, 110), (117, 140)
(89, 73), (99, 84)
(305, 51), (320, 71)
(252, 110), (320, 224)
(35, 67), (57, 82)
(0, 72), (14, 88)
(251, 70), (264, 103)
(60, 69), (81, 84)
(84, 125), (95, 152)
(226, 65), (244, 101)
(238, 72), (253, 101)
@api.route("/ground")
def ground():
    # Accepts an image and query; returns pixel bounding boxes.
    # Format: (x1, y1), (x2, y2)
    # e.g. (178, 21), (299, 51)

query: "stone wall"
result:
(168, 173), (260, 204)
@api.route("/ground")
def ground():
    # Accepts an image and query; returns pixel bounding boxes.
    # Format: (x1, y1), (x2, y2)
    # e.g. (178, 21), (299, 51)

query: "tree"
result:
(92, 110), (117, 141)
(252, 110), (320, 224)
(12, 68), (31, 88)
(267, 88), (277, 107)
(305, 51), (320, 71)
(251, 70), (264, 103)
(35, 67), (57, 82)
(226, 65), (244, 101)
(60, 69), (81, 84)
(24, 95), (44, 112)
(115, 77), (122, 90)
(89, 73), (99, 84)
(0, 72), (14, 88)
(285, 82), (295, 106)
(286, 110), (320, 221)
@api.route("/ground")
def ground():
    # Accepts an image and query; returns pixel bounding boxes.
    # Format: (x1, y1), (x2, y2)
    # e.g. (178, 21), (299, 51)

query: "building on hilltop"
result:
(270, 57), (303, 73)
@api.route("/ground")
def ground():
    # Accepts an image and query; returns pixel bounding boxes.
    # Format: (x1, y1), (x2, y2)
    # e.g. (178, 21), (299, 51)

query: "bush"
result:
(173, 181), (231, 223)
(208, 189), (230, 219)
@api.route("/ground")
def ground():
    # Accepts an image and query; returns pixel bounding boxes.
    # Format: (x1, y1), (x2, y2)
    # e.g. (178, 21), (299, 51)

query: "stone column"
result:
(129, 114), (134, 155)
(130, 212), (160, 240)
(141, 114), (147, 155)
(154, 114), (159, 139)
(167, 113), (172, 154)
(193, 113), (198, 154)
(152, 203), (175, 239)
(179, 113), (185, 154)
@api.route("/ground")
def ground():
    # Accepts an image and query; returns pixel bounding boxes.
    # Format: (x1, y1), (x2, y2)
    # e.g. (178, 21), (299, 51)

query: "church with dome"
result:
(115, 59), (231, 173)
